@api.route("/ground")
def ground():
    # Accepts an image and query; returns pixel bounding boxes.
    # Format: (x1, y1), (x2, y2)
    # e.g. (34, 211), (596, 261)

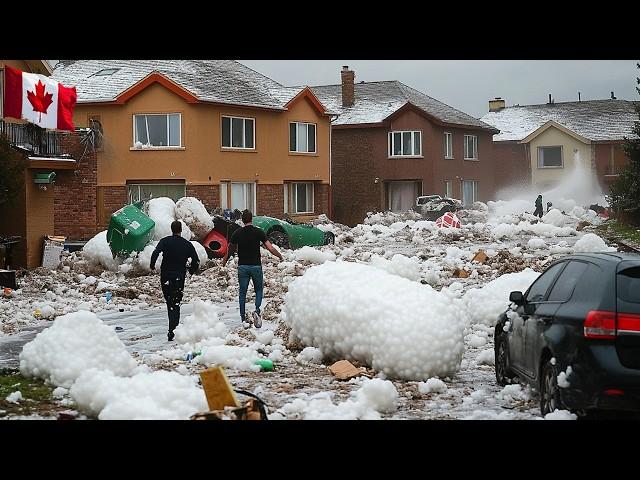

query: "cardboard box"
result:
(471, 250), (488, 264)
(42, 235), (66, 269)
(328, 360), (366, 380)
(453, 268), (470, 278)
(199, 366), (240, 411)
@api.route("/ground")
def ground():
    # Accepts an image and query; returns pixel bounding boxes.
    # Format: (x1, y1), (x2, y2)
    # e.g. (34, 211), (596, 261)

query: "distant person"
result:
(222, 209), (283, 329)
(546, 201), (553, 213)
(534, 194), (544, 218)
(150, 220), (200, 341)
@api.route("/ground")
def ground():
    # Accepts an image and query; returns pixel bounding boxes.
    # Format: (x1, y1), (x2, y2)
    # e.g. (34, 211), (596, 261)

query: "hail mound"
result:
(282, 261), (466, 380)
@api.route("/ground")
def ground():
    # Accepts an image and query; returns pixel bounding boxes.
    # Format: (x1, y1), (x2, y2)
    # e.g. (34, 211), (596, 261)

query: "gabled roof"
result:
(52, 60), (331, 113)
(480, 99), (639, 142)
(520, 120), (592, 144)
(310, 80), (497, 132)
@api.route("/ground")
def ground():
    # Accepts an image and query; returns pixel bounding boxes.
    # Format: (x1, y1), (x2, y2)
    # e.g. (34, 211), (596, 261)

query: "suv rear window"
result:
(547, 261), (589, 302)
(618, 267), (640, 303)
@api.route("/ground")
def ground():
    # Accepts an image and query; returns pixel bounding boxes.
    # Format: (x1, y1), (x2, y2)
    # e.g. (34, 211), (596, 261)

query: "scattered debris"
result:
(328, 360), (367, 380)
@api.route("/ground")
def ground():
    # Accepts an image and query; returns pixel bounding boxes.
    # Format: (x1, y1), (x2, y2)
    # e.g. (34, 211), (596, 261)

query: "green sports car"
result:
(252, 216), (335, 250)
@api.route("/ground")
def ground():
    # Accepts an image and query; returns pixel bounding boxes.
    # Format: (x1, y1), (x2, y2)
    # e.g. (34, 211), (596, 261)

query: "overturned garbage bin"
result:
(202, 216), (241, 258)
(107, 204), (155, 256)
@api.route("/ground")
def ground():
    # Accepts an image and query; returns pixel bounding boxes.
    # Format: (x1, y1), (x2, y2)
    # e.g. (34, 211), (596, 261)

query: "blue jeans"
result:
(238, 265), (263, 320)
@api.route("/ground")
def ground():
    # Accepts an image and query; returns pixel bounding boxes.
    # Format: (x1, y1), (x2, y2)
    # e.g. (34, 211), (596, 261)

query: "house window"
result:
(387, 181), (421, 212)
(388, 131), (422, 157)
(444, 180), (453, 198)
(133, 113), (181, 147)
(462, 180), (478, 206)
(289, 122), (316, 153)
(221, 116), (255, 149)
(537, 146), (563, 168)
(220, 182), (256, 212)
(464, 135), (478, 159)
(127, 182), (186, 204)
(444, 132), (453, 159)
(284, 182), (314, 214)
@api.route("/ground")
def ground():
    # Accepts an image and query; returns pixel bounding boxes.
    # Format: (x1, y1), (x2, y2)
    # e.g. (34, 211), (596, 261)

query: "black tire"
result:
(268, 229), (290, 249)
(495, 331), (515, 386)
(540, 358), (563, 416)
(323, 231), (335, 245)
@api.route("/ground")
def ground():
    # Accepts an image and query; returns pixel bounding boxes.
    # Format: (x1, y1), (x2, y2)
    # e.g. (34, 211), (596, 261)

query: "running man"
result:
(222, 209), (283, 328)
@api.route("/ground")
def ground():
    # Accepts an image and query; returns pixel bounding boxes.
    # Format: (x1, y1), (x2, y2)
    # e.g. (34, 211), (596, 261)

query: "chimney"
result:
(611, 91), (617, 100)
(578, 91), (581, 102)
(548, 93), (553, 104)
(488, 97), (505, 112)
(341, 66), (355, 108)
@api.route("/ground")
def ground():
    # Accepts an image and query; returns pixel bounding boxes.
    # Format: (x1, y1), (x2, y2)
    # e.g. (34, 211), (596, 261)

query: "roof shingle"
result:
(52, 60), (312, 110)
(310, 80), (496, 131)
(480, 100), (639, 142)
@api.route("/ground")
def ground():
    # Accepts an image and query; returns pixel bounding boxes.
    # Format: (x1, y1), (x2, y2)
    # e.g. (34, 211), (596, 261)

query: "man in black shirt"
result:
(222, 209), (283, 329)
(150, 220), (200, 341)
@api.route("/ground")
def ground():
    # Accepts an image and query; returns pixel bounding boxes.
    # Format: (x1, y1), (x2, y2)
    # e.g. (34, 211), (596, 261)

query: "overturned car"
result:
(413, 195), (463, 221)
(202, 215), (335, 257)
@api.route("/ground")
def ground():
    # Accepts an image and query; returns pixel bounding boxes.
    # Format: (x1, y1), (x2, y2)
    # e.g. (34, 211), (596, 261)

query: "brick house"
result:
(1, 60), (92, 269)
(311, 67), (499, 226)
(51, 60), (334, 235)
(480, 96), (639, 195)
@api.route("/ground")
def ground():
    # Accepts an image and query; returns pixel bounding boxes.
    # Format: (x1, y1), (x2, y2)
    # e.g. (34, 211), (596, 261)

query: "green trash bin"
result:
(107, 204), (155, 255)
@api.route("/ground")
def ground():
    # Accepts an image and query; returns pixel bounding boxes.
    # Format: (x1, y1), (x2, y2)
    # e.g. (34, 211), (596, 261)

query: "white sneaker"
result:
(252, 311), (262, 329)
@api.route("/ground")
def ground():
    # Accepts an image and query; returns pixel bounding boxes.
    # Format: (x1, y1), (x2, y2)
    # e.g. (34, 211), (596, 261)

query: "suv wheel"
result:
(495, 332), (514, 386)
(540, 359), (563, 416)
(268, 230), (290, 249)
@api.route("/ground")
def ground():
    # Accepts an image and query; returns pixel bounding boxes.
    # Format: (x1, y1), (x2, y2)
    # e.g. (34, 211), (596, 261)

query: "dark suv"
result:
(494, 253), (640, 417)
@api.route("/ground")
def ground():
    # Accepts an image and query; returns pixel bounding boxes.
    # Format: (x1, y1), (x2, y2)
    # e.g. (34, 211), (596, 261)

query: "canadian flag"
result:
(3, 65), (77, 131)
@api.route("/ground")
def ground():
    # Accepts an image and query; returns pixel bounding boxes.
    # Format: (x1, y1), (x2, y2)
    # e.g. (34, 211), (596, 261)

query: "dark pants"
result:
(238, 265), (263, 321)
(534, 206), (544, 218)
(161, 271), (186, 334)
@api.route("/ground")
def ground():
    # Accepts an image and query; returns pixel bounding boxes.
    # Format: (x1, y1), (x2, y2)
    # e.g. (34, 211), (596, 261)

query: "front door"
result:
(388, 181), (420, 212)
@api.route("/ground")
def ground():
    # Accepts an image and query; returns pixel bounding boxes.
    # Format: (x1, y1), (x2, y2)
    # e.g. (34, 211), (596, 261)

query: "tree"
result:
(0, 133), (28, 207)
(608, 62), (640, 223)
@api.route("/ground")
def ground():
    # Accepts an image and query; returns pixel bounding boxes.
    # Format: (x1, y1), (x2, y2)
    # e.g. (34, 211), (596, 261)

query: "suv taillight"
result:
(584, 311), (617, 339)
(617, 312), (640, 335)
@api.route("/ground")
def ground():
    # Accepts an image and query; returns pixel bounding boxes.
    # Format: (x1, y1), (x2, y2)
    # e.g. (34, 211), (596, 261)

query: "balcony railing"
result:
(0, 118), (72, 158)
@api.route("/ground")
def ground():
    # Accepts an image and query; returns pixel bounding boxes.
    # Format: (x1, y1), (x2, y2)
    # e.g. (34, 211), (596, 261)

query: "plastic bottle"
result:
(105, 291), (112, 303)
(254, 358), (274, 371)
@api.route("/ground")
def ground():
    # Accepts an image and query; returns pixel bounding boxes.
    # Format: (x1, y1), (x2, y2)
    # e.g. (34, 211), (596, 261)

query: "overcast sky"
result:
(240, 60), (639, 118)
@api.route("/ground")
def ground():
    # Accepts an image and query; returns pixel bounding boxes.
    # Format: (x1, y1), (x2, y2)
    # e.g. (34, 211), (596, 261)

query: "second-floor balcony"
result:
(0, 118), (73, 159)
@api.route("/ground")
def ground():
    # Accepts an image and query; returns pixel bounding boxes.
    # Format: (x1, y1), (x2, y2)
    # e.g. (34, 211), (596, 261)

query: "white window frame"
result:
(221, 115), (256, 150)
(289, 122), (317, 153)
(444, 132), (454, 159)
(444, 180), (453, 198)
(388, 130), (422, 158)
(284, 182), (314, 214)
(463, 135), (478, 160)
(462, 180), (478, 206)
(537, 145), (564, 169)
(220, 181), (257, 213)
(132, 113), (182, 148)
(126, 183), (186, 203)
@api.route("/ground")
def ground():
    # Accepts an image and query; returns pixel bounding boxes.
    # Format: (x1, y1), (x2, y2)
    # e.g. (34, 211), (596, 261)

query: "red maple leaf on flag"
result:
(27, 80), (54, 122)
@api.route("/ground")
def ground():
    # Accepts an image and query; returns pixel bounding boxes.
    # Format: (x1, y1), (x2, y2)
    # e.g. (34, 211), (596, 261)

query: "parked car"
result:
(413, 195), (462, 220)
(252, 215), (335, 250)
(494, 253), (640, 417)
